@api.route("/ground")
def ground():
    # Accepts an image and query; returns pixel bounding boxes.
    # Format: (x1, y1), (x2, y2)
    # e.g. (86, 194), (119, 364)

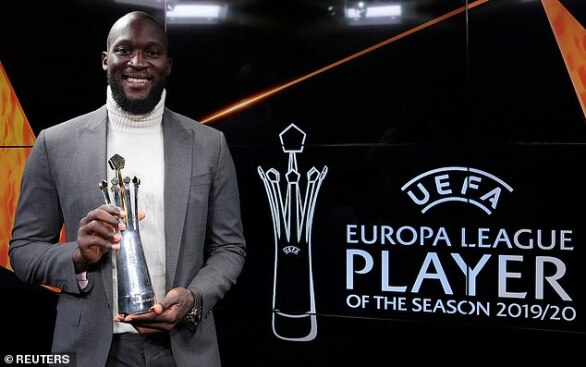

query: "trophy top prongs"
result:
(98, 180), (108, 190)
(108, 154), (125, 171)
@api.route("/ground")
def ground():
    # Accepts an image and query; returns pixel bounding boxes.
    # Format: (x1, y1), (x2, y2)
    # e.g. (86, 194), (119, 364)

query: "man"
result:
(9, 11), (246, 367)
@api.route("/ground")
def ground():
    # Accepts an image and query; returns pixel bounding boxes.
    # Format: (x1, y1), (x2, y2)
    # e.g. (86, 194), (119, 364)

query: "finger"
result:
(78, 233), (120, 253)
(138, 210), (146, 221)
(97, 204), (124, 220)
(131, 317), (176, 333)
(123, 309), (157, 323)
(135, 326), (166, 334)
(154, 291), (182, 313)
(80, 208), (122, 229)
(79, 221), (122, 243)
(151, 303), (165, 315)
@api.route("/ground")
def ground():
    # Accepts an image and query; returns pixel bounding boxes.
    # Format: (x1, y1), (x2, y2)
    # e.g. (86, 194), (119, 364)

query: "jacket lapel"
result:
(78, 106), (108, 220)
(162, 110), (193, 289)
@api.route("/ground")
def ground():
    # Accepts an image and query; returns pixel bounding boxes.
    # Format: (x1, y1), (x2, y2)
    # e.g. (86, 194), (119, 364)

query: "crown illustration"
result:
(258, 123), (328, 342)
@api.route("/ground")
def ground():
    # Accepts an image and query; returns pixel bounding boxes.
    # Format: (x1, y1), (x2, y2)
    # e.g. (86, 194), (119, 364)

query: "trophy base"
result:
(272, 310), (317, 341)
(119, 292), (156, 315)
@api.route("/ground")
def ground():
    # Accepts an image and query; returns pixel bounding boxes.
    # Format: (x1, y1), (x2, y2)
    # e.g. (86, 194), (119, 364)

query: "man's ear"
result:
(167, 57), (172, 76)
(102, 51), (108, 71)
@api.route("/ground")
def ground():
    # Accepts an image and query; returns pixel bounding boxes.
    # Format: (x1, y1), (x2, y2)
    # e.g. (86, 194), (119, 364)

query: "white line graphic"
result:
(258, 124), (328, 341)
(401, 166), (513, 215)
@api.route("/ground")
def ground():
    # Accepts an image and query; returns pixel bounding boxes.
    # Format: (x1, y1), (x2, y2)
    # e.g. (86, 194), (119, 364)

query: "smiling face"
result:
(102, 12), (172, 114)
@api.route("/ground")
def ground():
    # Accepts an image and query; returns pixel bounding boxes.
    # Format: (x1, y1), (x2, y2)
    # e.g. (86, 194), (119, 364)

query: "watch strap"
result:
(183, 288), (203, 331)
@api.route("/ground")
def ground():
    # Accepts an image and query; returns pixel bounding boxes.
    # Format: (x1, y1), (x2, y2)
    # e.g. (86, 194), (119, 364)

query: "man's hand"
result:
(74, 205), (146, 272)
(74, 204), (125, 272)
(114, 287), (194, 334)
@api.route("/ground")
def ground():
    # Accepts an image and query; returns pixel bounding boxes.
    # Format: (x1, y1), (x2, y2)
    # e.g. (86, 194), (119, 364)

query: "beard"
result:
(108, 75), (166, 115)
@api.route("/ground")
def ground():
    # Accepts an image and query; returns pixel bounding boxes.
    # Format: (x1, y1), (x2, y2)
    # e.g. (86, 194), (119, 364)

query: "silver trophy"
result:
(98, 154), (155, 315)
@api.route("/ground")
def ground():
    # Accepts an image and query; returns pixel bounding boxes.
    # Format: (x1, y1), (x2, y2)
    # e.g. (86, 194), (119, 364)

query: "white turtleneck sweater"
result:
(106, 86), (166, 333)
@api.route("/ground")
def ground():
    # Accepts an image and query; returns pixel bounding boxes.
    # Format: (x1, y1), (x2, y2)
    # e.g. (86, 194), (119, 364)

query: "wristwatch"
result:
(183, 289), (202, 331)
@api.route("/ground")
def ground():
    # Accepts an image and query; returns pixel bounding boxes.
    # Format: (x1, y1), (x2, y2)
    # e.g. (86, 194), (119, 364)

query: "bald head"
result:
(107, 11), (167, 51)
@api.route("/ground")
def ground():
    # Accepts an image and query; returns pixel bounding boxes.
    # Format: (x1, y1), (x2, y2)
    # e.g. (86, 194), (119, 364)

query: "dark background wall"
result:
(2, 0), (586, 366)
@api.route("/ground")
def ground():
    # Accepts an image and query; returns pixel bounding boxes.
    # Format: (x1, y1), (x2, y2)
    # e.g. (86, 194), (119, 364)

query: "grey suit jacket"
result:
(10, 105), (246, 367)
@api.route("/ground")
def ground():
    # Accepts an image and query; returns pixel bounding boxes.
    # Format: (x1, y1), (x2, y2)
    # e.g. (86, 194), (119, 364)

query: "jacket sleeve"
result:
(9, 129), (82, 294)
(190, 131), (246, 315)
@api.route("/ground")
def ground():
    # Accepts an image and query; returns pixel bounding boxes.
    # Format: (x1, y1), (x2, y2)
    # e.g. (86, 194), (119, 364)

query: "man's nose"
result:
(129, 51), (146, 67)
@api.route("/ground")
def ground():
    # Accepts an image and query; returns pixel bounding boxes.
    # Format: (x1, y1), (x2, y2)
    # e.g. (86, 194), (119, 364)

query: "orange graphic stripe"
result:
(542, 0), (586, 122)
(201, 0), (489, 124)
(0, 61), (36, 270)
(0, 63), (35, 147)
(1, 61), (66, 294)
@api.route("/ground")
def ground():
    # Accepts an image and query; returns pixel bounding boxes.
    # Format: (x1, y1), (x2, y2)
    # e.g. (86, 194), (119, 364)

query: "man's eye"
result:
(147, 50), (161, 57)
(115, 48), (131, 55)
